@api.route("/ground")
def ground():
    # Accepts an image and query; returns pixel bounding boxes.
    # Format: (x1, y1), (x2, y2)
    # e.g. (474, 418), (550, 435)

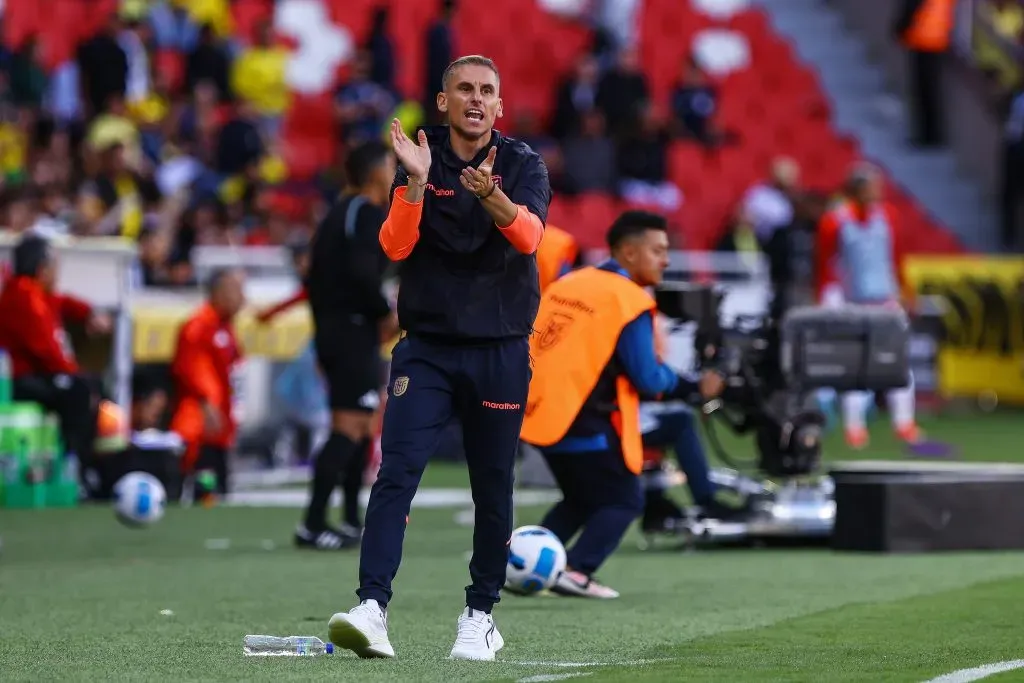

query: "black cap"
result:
(12, 233), (52, 278)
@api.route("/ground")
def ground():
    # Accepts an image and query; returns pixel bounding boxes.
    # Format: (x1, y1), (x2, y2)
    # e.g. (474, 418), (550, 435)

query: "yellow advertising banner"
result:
(132, 303), (313, 364)
(131, 301), (400, 363)
(903, 255), (1024, 404)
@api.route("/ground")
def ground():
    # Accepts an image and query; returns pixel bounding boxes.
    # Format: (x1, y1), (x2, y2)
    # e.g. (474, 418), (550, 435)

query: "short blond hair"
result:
(441, 55), (500, 91)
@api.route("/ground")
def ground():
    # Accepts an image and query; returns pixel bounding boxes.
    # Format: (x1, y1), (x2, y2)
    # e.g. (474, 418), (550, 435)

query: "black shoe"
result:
(641, 496), (689, 534)
(294, 524), (359, 550)
(339, 522), (363, 541)
(696, 499), (753, 522)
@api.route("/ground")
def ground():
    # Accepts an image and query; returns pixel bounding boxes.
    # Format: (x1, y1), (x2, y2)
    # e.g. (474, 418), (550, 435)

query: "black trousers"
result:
(13, 374), (99, 462)
(1001, 144), (1024, 251)
(357, 335), (531, 612)
(908, 49), (943, 146)
(540, 441), (644, 576)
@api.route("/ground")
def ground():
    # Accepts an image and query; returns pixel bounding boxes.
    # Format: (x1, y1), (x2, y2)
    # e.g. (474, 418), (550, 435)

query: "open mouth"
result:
(465, 109), (485, 122)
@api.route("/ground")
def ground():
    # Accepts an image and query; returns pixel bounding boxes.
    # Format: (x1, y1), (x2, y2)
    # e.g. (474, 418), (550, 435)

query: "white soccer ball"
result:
(113, 472), (167, 528)
(506, 525), (567, 595)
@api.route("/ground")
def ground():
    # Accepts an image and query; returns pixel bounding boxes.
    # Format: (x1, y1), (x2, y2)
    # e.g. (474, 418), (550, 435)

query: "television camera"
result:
(647, 282), (912, 547)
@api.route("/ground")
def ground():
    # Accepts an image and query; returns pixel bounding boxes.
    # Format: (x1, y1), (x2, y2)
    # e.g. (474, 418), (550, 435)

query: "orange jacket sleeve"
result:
(816, 211), (841, 299)
(497, 206), (545, 255)
(53, 294), (92, 324)
(171, 321), (223, 405)
(379, 186), (423, 261)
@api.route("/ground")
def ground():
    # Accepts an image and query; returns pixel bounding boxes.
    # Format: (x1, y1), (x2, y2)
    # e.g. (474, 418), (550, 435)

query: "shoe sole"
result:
(449, 633), (504, 661)
(328, 616), (394, 659)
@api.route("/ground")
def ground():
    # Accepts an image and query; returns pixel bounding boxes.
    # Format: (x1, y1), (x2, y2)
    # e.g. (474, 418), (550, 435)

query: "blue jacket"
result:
(393, 126), (552, 341)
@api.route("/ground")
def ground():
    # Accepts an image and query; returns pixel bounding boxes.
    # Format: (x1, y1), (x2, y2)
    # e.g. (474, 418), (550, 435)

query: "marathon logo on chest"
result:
(426, 175), (501, 198)
(426, 183), (455, 197)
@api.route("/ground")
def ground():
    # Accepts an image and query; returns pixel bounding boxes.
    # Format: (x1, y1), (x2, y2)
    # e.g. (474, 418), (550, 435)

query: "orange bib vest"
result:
(902, 0), (955, 52)
(520, 266), (656, 474)
(536, 224), (580, 293)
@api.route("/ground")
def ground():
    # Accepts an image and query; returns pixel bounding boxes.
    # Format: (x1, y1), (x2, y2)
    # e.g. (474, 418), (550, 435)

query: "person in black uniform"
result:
(295, 140), (400, 550)
(327, 55), (551, 662)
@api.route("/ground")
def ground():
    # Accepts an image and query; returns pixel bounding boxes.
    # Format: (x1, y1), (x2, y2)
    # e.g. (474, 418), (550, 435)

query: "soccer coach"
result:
(328, 55), (550, 662)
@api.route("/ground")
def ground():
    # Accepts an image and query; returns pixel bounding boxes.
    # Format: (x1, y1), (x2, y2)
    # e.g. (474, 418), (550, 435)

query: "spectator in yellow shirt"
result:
(230, 21), (290, 136)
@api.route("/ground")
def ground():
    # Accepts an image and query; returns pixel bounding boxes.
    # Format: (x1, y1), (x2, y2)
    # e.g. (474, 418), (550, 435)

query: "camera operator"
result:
(817, 163), (921, 449)
(521, 211), (725, 599)
(640, 315), (754, 533)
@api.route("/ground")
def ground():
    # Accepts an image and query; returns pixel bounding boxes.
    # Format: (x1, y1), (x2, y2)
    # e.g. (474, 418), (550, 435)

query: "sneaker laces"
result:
(353, 601), (387, 631)
(455, 610), (490, 646)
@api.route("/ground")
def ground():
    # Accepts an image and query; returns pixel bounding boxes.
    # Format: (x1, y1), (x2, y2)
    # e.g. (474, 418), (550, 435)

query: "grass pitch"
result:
(2, 412), (1023, 682)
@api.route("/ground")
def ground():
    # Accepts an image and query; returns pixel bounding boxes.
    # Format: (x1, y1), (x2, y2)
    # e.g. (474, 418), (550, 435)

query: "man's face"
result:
(624, 229), (670, 287)
(438, 64), (503, 141)
(854, 173), (882, 205)
(38, 258), (57, 292)
(213, 270), (246, 318)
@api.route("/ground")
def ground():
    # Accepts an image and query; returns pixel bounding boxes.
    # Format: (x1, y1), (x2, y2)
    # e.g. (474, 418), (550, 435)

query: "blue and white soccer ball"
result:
(505, 525), (567, 595)
(113, 472), (167, 528)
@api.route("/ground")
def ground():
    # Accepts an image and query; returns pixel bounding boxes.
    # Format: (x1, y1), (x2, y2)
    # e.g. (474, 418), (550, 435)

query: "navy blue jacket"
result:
(391, 126), (551, 341)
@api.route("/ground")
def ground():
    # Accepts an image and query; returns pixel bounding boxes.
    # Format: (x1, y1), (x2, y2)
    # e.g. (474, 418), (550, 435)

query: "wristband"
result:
(477, 182), (496, 200)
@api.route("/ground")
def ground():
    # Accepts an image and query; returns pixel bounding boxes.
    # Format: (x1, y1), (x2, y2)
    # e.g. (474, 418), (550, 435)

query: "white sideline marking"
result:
(923, 660), (1024, 683)
(510, 658), (676, 668)
(224, 487), (559, 509)
(518, 675), (591, 683)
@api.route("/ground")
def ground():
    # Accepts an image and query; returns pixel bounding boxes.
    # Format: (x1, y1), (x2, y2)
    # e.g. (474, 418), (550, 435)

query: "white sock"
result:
(841, 391), (871, 431)
(887, 371), (916, 429)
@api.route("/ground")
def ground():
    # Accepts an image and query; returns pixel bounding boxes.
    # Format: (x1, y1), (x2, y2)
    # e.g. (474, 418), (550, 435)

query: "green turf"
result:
(2, 500), (1023, 682)
(280, 410), (1024, 492)
(2, 411), (1023, 681)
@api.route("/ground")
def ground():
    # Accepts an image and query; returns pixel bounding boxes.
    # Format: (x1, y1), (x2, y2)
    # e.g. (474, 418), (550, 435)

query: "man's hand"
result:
(460, 146), (497, 198)
(699, 370), (726, 400)
(390, 118), (431, 183)
(87, 312), (113, 336)
(201, 401), (223, 437)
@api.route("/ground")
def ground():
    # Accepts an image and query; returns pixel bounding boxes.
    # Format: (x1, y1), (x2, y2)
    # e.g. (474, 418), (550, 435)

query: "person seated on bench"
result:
(0, 234), (112, 490)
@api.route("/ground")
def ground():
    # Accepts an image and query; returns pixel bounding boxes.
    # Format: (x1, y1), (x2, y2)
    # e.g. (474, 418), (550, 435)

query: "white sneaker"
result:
(449, 607), (504, 661)
(328, 599), (395, 658)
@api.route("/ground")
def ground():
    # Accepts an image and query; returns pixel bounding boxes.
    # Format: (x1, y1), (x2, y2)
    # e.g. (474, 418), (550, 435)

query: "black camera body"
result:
(655, 283), (911, 479)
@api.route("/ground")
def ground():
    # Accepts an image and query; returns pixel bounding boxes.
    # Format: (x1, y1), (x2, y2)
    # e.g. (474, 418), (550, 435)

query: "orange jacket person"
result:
(170, 268), (246, 498)
(894, 0), (955, 146)
(520, 211), (724, 599)
(536, 223), (579, 292)
(0, 234), (111, 485)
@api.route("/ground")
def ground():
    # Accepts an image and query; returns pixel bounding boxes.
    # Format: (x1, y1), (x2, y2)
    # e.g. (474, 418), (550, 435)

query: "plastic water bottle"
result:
(243, 635), (334, 657)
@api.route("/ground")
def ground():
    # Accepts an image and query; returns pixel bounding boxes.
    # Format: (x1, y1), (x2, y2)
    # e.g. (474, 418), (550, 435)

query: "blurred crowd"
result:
(0, 0), (827, 290)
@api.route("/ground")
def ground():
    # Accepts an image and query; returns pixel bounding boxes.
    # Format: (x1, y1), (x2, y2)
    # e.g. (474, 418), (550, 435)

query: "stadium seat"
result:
(635, 0), (962, 252)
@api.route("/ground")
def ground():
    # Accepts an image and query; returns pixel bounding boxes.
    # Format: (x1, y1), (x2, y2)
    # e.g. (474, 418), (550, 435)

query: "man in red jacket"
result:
(169, 268), (246, 500)
(0, 235), (112, 486)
